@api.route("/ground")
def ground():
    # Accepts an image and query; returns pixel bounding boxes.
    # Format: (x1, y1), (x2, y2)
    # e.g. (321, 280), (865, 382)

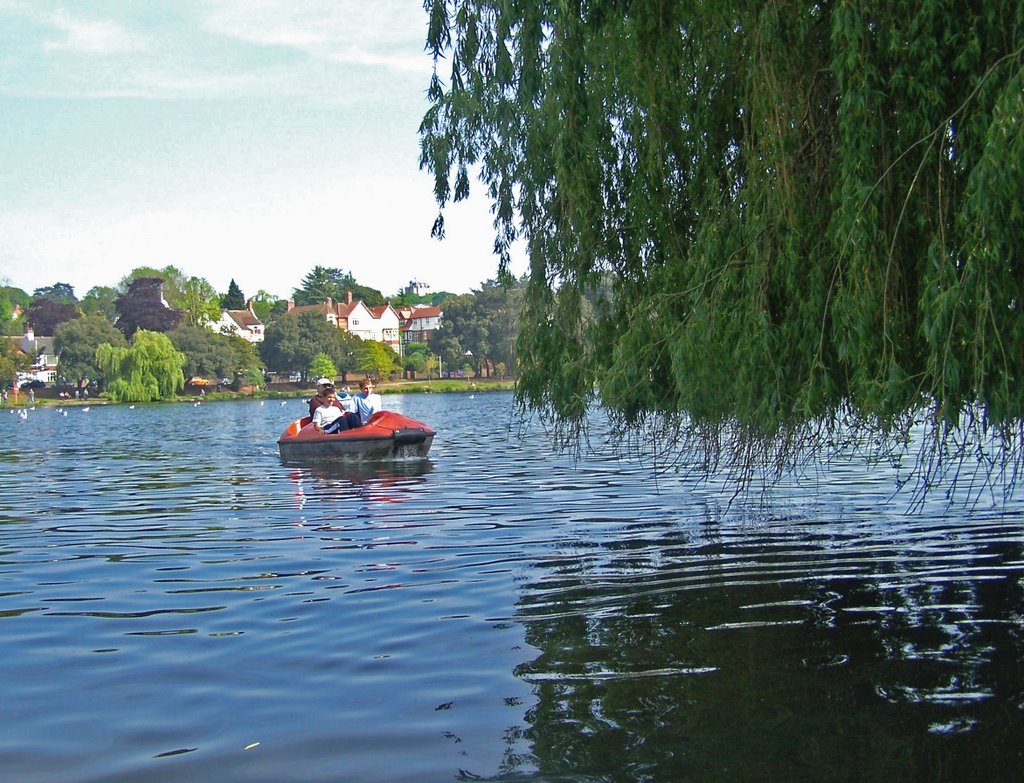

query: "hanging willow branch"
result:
(420, 0), (1024, 498)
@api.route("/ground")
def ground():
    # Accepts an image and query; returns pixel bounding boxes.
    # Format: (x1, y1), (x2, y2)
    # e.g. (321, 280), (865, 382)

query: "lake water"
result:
(1, 392), (1022, 782)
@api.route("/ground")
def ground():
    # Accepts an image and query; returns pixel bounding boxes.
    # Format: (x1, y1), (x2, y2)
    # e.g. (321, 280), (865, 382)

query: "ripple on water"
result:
(1, 394), (1023, 782)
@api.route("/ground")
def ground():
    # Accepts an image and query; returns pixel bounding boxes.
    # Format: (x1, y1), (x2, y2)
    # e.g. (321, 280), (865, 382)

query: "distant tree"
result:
(293, 266), (355, 306)
(422, 352), (438, 380)
(168, 325), (245, 382)
(221, 279), (245, 310)
(0, 289), (12, 335)
(25, 298), (80, 335)
(96, 330), (185, 403)
(431, 294), (484, 375)
(119, 266), (188, 308)
(178, 277), (222, 327)
(293, 266), (385, 307)
(333, 331), (364, 382)
(359, 341), (401, 381)
(114, 277), (183, 337)
(0, 286), (31, 310)
(32, 283), (77, 304)
(0, 338), (31, 388)
(403, 341), (430, 374)
(54, 313), (126, 391)
(80, 286), (119, 321)
(260, 310), (340, 384)
(248, 290), (279, 323)
(309, 352), (337, 383)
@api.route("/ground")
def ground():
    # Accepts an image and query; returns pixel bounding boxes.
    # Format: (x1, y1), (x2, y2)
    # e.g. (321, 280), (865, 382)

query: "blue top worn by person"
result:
(354, 379), (383, 424)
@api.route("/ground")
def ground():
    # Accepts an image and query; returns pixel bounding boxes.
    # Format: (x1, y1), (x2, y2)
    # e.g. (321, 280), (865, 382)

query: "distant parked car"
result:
(20, 380), (45, 389)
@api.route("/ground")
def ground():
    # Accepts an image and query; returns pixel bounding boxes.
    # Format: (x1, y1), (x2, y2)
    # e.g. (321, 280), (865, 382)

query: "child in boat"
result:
(311, 387), (354, 433)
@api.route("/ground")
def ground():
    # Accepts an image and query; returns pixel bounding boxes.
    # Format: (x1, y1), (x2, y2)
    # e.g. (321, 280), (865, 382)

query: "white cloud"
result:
(202, 0), (431, 74)
(38, 8), (148, 55)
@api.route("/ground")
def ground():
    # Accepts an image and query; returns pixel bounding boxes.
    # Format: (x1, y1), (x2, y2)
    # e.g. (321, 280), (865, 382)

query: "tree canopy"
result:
(260, 310), (365, 384)
(221, 279), (245, 310)
(167, 325), (261, 383)
(54, 313), (126, 389)
(421, 1), (1024, 490)
(96, 329), (186, 403)
(292, 266), (385, 308)
(25, 297), (80, 335)
(114, 277), (183, 337)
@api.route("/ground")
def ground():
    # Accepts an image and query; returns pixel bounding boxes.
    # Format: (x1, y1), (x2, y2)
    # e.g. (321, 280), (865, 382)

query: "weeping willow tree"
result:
(420, 1), (1024, 493)
(96, 330), (186, 403)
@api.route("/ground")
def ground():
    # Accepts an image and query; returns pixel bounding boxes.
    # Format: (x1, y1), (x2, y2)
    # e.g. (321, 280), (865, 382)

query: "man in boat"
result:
(353, 378), (383, 425)
(308, 378), (335, 417)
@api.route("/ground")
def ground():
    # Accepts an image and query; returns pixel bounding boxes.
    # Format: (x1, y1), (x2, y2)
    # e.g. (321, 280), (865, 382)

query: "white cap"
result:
(317, 378), (332, 386)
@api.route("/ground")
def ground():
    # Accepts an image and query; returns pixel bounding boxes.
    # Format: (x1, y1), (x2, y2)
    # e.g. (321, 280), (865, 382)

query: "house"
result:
(401, 305), (443, 346)
(286, 293), (404, 353)
(212, 299), (264, 343)
(14, 327), (58, 384)
(367, 304), (403, 353)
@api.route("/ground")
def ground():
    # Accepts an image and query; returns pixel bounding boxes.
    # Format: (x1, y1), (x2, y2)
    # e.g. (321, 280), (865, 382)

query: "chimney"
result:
(246, 298), (255, 316)
(325, 296), (333, 307)
(286, 299), (295, 311)
(346, 290), (353, 305)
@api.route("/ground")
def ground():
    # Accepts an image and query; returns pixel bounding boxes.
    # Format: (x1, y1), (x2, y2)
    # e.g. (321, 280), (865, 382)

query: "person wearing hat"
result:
(308, 377), (336, 418)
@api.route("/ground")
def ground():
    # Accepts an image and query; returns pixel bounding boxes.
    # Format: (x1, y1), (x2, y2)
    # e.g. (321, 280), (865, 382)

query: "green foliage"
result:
(119, 266), (187, 304)
(0, 337), (31, 386)
(260, 310), (349, 384)
(292, 266), (385, 308)
(422, 1), (1024, 488)
(430, 280), (522, 377)
(80, 286), (118, 321)
(96, 330), (185, 402)
(32, 283), (77, 303)
(167, 325), (261, 382)
(403, 341), (430, 373)
(221, 279), (246, 310)
(54, 313), (126, 388)
(178, 277), (223, 327)
(0, 289), (13, 334)
(359, 341), (401, 380)
(248, 290), (280, 323)
(0, 286), (30, 310)
(308, 352), (337, 382)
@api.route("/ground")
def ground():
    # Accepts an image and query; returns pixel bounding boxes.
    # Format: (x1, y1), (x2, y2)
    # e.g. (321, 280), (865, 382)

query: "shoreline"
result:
(3, 379), (516, 408)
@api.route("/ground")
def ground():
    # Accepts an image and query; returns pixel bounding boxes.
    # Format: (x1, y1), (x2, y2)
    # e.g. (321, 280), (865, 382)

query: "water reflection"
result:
(511, 507), (1024, 782)
(2, 395), (1024, 782)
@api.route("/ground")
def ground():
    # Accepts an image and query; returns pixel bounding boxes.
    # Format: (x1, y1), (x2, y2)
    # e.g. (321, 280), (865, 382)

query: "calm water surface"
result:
(1, 392), (1022, 782)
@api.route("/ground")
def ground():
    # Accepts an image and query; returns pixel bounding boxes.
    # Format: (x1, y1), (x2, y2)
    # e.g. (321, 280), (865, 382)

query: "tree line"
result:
(1, 265), (523, 402)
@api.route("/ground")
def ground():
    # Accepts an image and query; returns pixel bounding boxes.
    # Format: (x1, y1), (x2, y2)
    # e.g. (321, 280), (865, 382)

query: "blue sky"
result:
(0, 0), (524, 301)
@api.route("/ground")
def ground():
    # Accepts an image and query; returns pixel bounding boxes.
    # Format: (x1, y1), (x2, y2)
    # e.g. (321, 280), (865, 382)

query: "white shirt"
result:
(312, 403), (344, 430)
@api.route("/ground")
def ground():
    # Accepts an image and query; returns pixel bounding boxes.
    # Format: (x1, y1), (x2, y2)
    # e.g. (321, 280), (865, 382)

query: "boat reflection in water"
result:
(286, 457), (434, 510)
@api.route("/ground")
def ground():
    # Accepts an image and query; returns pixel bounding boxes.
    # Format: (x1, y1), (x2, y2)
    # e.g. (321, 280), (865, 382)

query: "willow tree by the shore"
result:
(97, 330), (186, 403)
(420, 1), (1024, 492)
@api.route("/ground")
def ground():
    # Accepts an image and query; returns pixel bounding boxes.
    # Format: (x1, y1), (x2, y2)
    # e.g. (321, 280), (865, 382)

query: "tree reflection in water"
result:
(511, 515), (1024, 782)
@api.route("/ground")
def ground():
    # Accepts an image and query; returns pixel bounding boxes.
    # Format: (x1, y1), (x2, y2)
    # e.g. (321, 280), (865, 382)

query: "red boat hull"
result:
(278, 410), (436, 463)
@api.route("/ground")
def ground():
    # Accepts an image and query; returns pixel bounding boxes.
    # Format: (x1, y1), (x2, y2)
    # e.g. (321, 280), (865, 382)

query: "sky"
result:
(0, 0), (525, 301)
